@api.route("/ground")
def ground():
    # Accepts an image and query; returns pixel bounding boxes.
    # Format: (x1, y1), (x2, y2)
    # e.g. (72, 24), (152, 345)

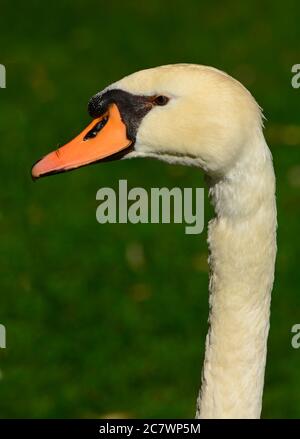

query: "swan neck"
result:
(196, 133), (277, 418)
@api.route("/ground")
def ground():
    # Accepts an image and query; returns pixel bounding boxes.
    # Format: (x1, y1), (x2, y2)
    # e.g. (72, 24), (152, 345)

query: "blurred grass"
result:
(0, 0), (300, 418)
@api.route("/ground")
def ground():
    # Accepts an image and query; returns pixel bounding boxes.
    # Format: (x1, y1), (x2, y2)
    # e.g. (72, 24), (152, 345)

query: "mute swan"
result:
(31, 64), (277, 419)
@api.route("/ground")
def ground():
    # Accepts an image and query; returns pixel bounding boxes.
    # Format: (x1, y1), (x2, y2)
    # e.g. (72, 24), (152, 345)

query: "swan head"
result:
(32, 64), (263, 179)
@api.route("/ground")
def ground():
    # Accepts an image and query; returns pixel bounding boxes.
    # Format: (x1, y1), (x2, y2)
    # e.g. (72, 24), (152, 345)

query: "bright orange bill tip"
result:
(31, 103), (132, 179)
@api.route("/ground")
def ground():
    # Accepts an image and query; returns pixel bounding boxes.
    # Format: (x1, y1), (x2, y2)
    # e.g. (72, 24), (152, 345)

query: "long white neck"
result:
(196, 129), (277, 418)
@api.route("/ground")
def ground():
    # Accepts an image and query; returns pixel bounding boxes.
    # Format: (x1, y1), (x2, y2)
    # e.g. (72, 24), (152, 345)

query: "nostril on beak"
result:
(83, 115), (109, 141)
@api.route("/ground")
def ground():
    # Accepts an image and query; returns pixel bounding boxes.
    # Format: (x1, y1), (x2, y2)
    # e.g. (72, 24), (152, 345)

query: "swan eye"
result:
(153, 95), (169, 106)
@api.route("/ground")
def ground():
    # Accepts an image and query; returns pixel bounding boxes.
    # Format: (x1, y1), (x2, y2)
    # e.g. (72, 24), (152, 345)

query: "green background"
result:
(0, 0), (300, 418)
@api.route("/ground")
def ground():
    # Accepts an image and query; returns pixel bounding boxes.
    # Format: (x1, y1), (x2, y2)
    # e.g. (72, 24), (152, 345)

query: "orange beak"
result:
(31, 103), (132, 179)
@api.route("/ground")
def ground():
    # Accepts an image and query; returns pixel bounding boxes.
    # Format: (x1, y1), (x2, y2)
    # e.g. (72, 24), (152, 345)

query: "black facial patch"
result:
(88, 89), (154, 142)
